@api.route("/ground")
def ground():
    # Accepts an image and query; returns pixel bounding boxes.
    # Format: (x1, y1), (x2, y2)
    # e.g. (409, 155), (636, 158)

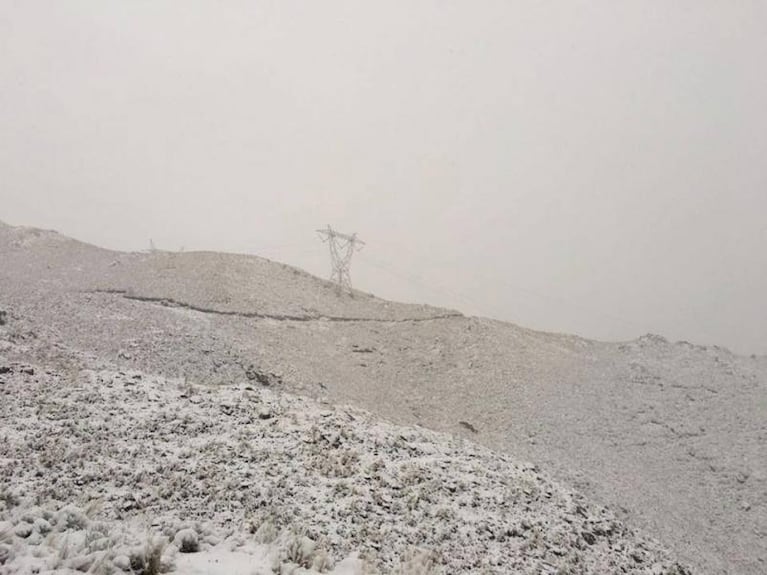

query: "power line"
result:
(358, 244), (655, 335)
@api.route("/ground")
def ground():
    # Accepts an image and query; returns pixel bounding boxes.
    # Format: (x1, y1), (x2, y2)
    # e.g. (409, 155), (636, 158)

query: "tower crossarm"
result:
(316, 227), (365, 245)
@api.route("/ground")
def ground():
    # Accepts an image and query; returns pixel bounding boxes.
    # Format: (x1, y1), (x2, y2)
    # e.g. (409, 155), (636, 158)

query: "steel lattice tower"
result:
(316, 225), (364, 291)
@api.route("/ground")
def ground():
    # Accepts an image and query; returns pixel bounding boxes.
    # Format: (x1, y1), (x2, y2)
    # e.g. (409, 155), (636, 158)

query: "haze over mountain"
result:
(1, 222), (764, 574)
(2, 1), (766, 355)
(3, 3), (765, 574)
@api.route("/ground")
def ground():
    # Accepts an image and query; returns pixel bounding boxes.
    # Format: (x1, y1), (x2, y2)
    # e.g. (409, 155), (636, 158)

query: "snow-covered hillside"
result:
(0, 353), (689, 575)
(1, 222), (764, 573)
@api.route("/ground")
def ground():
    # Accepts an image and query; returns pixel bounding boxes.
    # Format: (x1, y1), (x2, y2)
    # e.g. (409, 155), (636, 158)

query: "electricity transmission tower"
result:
(316, 225), (364, 291)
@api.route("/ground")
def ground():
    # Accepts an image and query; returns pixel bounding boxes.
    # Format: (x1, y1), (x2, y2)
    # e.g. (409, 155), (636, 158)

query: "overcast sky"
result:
(2, 1), (766, 354)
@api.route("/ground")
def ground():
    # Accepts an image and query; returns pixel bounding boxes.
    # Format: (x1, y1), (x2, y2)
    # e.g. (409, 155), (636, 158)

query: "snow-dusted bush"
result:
(393, 548), (438, 575)
(0, 542), (12, 568)
(55, 504), (89, 531)
(0, 490), (19, 511)
(254, 519), (279, 544)
(173, 528), (199, 553)
(315, 449), (360, 478)
(311, 548), (334, 572)
(129, 537), (167, 575)
(284, 534), (317, 568)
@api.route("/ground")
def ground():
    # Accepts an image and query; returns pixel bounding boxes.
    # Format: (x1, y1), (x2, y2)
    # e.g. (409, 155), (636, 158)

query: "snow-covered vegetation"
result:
(1, 359), (689, 574)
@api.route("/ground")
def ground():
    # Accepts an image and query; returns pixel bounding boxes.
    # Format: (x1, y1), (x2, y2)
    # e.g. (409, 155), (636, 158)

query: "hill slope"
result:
(0, 223), (456, 321)
(1, 222), (765, 574)
(0, 352), (689, 574)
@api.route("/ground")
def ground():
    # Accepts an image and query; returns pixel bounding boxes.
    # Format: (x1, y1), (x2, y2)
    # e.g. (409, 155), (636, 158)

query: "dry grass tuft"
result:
(393, 548), (438, 575)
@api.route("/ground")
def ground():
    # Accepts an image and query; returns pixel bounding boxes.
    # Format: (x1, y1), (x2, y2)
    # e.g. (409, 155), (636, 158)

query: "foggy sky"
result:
(2, 1), (766, 354)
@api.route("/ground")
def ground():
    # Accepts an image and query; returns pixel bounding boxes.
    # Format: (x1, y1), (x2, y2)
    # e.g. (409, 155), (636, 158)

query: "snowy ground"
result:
(0, 356), (690, 574)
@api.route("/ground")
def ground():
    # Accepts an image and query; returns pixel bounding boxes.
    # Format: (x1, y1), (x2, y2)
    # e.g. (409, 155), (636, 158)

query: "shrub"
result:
(285, 535), (316, 568)
(0, 490), (19, 510)
(56, 505), (89, 531)
(254, 520), (278, 544)
(173, 528), (199, 553)
(311, 549), (335, 572)
(129, 538), (166, 575)
(394, 548), (438, 575)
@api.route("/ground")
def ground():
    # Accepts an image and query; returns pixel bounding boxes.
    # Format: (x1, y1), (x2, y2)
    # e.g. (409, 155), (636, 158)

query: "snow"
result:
(175, 548), (271, 575)
(3, 222), (764, 573)
(0, 359), (689, 574)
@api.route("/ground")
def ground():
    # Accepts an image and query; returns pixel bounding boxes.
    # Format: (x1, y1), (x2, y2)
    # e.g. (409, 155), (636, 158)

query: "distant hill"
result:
(0, 221), (458, 321)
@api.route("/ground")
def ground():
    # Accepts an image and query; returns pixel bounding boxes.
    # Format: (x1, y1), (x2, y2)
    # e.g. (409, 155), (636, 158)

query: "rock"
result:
(351, 345), (375, 353)
(258, 407), (273, 420)
(459, 421), (478, 433)
(736, 471), (749, 484)
(174, 528), (199, 553)
(246, 366), (282, 387)
(582, 531), (597, 545)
